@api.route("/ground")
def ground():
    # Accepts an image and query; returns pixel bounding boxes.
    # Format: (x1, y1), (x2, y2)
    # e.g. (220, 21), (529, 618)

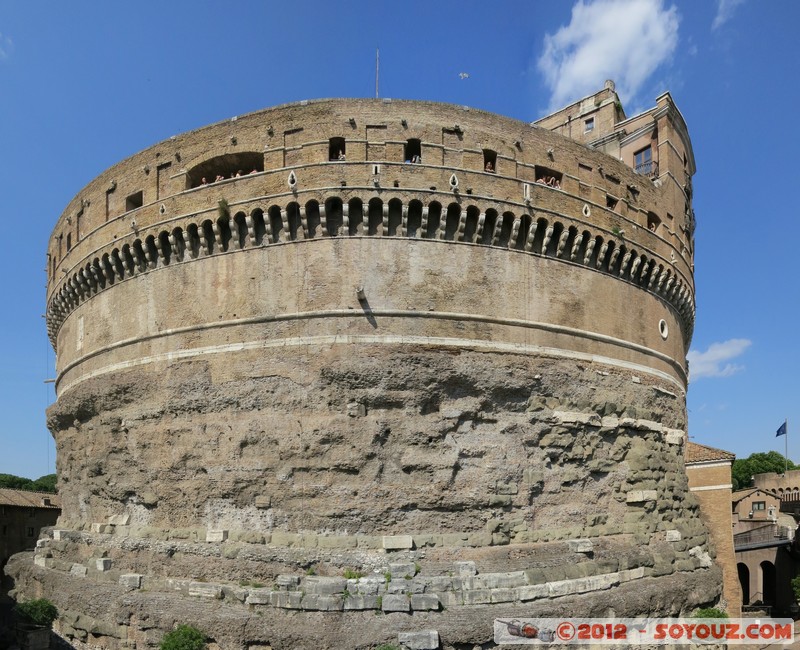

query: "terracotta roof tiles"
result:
(685, 441), (735, 464)
(0, 488), (61, 509)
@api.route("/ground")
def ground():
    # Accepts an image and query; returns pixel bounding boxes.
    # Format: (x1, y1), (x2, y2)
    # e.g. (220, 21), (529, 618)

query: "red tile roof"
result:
(685, 441), (735, 464)
(0, 488), (61, 509)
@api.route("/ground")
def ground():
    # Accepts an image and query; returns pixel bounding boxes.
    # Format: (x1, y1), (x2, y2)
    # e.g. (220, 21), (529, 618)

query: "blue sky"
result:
(0, 0), (797, 478)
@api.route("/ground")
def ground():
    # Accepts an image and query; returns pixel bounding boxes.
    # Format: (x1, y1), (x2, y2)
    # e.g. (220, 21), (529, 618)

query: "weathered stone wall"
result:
(13, 98), (719, 649)
(21, 352), (721, 648)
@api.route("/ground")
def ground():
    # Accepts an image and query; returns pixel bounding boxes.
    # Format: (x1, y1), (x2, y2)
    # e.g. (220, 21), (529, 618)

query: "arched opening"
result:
(144, 236), (158, 268)
(348, 198), (364, 236)
(614, 244), (629, 277)
(110, 249), (125, 279)
(497, 212), (515, 248)
(387, 199), (403, 236)
(121, 244), (136, 274)
(760, 561), (776, 605)
(406, 200), (423, 237)
(644, 262), (662, 288)
(329, 137), (346, 161)
(531, 218), (548, 254)
(425, 202), (442, 239)
(129, 240), (144, 271)
(100, 254), (114, 285)
(94, 259), (106, 289)
(171, 228), (186, 262)
(597, 239), (614, 272)
(325, 198), (344, 237)
(738, 563), (750, 604)
(367, 198), (383, 236)
(405, 139), (422, 163)
(286, 203), (302, 241)
(66, 233), (72, 251)
(268, 206), (284, 243)
(483, 149), (497, 173)
(158, 231), (172, 265)
(216, 215), (232, 251)
(184, 224), (199, 258)
(481, 209), (498, 245)
(251, 208), (267, 245)
(444, 203), (461, 241)
(306, 201), (321, 238)
(463, 206), (480, 243)
(588, 236), (604, 267)
(634, 254), (648, 284)
(514, 214), (532, 250)
(233, 212), (248, 249)
(647, 211), (661, 233)
(564, 226), (579, 260)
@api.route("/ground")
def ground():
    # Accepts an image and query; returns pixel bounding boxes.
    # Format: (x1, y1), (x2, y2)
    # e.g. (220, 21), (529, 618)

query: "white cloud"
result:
(537, 0), (679, 110)
(712, 0), (745, 30)
(687, 338), (752, 380)
(0, 33), (13, 61)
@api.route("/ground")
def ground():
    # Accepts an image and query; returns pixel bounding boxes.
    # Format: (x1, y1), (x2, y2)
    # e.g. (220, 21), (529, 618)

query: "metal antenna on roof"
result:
(375, 48), (379, 98)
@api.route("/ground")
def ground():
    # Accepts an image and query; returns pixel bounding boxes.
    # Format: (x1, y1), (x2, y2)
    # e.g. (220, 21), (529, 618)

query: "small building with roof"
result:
(0, 489), (61, 593)
(685, 441), (741, 615)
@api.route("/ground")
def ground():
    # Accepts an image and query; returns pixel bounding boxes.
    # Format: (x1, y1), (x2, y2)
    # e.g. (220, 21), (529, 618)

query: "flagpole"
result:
(786, 418), (789, 474)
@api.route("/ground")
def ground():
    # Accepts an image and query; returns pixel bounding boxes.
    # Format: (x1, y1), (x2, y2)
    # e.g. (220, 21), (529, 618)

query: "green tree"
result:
(0, 473), (34, 490)
(0, 473), (56, 493)
(732, 452), (797, 491)
(31, 474), (57, 493)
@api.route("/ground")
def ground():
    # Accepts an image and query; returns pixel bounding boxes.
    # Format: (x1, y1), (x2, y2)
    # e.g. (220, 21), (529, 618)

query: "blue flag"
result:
(777, 421), (788, 437)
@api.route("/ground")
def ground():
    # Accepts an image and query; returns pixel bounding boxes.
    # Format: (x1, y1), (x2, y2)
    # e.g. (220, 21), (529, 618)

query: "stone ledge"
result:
(398, 630), (440, 650)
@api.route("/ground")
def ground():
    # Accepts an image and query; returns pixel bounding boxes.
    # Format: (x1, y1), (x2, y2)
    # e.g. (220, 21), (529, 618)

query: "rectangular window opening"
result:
(329, 137), (346, 161)
(483, 149), (497, 173)
(126, 191), (143, 212)
(584, 117), (594, 133)
(535, 166), (562, 189)
(405, 139), (422, 163)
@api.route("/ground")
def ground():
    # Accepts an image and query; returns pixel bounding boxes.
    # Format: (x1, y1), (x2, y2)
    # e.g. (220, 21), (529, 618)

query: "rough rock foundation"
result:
(11, 94), (719, 649)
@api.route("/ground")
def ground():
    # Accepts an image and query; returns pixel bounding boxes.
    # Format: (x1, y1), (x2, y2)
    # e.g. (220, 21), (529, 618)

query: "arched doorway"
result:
(760, 560), (776, 605)
(737, 563), (750, 604)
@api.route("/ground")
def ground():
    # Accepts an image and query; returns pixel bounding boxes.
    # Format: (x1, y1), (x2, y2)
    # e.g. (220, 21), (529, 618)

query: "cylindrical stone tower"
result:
(13, 96), (719, 649)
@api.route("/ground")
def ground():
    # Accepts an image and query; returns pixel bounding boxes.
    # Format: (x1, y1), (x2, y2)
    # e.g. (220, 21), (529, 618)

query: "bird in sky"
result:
(459, 72), (470, 80)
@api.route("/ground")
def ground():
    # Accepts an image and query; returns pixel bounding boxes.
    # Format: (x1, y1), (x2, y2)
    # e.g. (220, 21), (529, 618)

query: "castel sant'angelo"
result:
(9, 81), (723, 649)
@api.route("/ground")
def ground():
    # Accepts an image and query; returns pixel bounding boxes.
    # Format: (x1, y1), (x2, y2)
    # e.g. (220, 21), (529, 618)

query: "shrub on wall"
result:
(160, 625), (207, 650)
(15, 599), (58, 627)
(692, 607), (728, 618)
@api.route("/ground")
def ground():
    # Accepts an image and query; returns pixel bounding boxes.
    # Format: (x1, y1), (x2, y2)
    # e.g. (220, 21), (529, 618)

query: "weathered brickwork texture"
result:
(7, 97), (720, 649)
